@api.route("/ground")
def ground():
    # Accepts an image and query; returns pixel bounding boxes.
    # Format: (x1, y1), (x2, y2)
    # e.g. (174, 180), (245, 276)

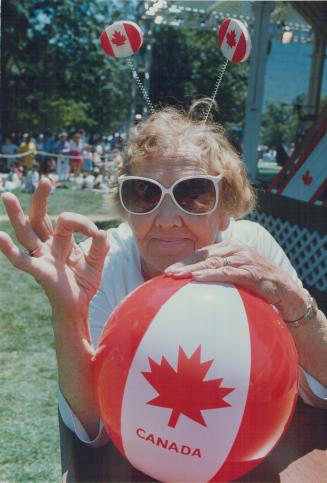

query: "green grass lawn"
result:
(0, 221), (60, 481)
(0, 182), (119, 218)
(0, 189), (120, 481)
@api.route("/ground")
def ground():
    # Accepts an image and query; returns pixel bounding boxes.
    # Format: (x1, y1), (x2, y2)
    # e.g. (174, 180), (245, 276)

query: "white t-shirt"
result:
(59, 220), (327, 447)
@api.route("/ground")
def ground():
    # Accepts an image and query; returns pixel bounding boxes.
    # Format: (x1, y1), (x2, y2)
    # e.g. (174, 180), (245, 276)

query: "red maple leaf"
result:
(111, 30), (127, 47)
(226, 30), (237, 48)
(302, 170), (313, 185)
(142, 345), (234, 428)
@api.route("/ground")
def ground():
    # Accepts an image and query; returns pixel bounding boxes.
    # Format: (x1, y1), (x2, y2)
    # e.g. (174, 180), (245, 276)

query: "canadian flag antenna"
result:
(203, 18), (252, 123)
(100, 20), (155, 116)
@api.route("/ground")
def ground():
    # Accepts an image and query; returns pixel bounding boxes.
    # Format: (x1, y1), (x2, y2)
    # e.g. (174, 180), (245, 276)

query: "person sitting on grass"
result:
(21, 161), (40, 194)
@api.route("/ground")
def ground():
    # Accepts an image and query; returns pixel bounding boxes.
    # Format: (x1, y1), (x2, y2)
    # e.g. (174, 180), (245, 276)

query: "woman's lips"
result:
(152, 238), (190, 248)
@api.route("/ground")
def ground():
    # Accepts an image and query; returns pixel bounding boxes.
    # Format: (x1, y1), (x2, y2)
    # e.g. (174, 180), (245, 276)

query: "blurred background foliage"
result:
(2, 0), (132, 134)
(261, 99), (299, 147)
(2, 0), (249, 137)
(2, 0), (312, 146)
(150, 25), (249, 127)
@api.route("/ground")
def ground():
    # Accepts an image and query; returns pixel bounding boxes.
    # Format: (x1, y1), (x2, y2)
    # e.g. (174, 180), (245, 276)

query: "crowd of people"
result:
(0, 129), (124, 194)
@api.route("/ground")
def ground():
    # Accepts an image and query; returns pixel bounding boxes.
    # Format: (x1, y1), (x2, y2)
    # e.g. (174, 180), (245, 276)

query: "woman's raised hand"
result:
(0, 178), (110, 322)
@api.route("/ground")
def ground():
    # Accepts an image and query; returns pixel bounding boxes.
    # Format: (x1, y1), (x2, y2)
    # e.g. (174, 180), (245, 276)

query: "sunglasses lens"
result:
(173, 178), (217, 214)
(121, 179), (162, 214)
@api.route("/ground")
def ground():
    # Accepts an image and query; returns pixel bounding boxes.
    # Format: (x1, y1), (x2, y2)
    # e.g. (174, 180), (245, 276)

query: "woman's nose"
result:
(154, 194), (183, 228)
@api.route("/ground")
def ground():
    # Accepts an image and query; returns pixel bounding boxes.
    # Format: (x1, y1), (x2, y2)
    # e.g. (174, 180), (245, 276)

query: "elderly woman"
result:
(0, 107), (326, 454)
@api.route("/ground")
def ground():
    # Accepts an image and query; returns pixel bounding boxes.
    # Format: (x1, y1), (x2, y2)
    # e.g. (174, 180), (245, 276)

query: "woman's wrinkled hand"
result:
(0, 178), (110, 322)
(164, 240), (307, 320)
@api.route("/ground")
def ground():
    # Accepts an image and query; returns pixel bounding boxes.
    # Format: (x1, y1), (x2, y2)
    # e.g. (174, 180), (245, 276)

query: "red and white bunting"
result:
(218, 18), (251, 63)
(282, 133), (327, 203)
(100, 21), (143, 58)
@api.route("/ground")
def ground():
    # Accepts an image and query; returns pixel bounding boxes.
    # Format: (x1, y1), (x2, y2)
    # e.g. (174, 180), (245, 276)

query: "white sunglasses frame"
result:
(118, 174), (224, 216)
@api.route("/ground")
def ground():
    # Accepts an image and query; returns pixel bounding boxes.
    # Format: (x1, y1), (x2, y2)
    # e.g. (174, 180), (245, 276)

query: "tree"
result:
(1, 2), (249, 136)
(261, 101), (298, 147)
(1, 0), (133, 135)
(150, 26), (249, 126)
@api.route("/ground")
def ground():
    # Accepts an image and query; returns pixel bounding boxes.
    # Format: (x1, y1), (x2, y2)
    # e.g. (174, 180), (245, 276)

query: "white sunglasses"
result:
(118, 174), (223, 216)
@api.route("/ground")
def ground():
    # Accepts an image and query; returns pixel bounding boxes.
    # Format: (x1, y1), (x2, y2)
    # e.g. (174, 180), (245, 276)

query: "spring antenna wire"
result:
(127, 57), (155, 115)
(202, 58), (229, 123)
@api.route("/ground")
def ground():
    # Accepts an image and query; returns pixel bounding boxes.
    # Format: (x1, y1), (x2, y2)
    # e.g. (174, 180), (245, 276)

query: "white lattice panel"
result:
(247, 212), (327, 292)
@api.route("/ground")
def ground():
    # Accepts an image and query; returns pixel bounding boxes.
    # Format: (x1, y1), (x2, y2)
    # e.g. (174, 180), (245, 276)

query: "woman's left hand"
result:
(165, 240), (308, 321)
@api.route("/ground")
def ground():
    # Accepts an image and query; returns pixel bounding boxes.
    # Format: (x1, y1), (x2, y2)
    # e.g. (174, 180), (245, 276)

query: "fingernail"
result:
(168, 267), (185, 274)
(164, 268), (177, 274)
(192, 271), (204, 278)
(165, 266), (176, 273)
(89, 226), (98, 235)
(165, 263), (185, 272)
(171, 272), (191, 279)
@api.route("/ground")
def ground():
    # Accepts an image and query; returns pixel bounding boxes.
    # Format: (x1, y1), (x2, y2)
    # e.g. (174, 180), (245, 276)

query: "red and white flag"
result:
(218, 18), (251, 63)
(100, 21), (143, 58)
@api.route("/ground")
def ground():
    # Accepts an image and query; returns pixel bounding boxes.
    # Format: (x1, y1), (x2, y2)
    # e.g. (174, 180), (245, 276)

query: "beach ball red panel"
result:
(93, 276), (299, 482)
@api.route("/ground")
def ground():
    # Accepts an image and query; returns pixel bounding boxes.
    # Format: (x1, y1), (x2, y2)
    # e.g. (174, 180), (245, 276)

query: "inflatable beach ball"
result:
(93, 276), (299, 482)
